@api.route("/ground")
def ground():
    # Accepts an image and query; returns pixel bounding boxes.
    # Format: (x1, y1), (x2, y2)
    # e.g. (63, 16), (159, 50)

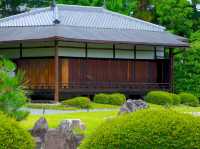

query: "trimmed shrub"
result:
(144, 91), (173, 105)
(0, 112), (35, 149)
(62, 97), (91, 109)
(94, 93), (126, 105)
(179, 92), (199, 107)
(170, 93), (181, 105)
(80, 109), (200, 149)
(93, 93), (110, 104)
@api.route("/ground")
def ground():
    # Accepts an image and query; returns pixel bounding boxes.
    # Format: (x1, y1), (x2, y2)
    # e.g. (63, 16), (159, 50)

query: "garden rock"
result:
(31, 117), (48, 141)
(119, 99), (148, 114)
(44, 119), (85, 149)
(31, 117), (85, 149)
(31, 117), (48, 149)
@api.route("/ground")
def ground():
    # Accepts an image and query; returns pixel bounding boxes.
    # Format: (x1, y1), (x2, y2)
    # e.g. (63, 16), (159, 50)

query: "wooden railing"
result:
(28, 82), (170, 91)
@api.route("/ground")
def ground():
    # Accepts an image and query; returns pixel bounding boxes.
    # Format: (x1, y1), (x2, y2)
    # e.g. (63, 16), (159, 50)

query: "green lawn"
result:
(21, 103), (200, 136)
(27, 102), (120, 110)
(20, 110), (118, 136)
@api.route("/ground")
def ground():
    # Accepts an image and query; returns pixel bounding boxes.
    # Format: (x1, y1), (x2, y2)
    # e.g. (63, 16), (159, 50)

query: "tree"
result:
(133, 0), (154, 22)
(0, 58), (29, 121)
(175, 30), (200, 96)
(191, 0), (200, 31)
(151, 0), (193, 37)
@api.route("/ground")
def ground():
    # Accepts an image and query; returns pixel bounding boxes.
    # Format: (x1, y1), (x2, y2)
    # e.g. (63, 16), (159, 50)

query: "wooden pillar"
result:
(133, 45), (136, 81)
(154, 47), (157, 59)
(85, 43), (88, 58)
(54, 40), (59, 102)
(169, 48), (174, 92)
(20, 43), (22, 58)
(113, 44), (116, 59)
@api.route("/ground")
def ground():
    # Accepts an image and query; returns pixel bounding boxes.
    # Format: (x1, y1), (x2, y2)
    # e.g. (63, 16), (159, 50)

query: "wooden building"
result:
(0, 4), (189, 102)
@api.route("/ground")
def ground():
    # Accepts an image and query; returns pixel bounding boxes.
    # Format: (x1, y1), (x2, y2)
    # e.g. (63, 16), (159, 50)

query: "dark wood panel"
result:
(16, 59), (55, 87)
(15, 58), (168, 90)
(68, 59), (159, 84)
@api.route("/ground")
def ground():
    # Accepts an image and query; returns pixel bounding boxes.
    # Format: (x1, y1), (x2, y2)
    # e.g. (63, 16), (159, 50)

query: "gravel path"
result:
(25, 108), (118, 115)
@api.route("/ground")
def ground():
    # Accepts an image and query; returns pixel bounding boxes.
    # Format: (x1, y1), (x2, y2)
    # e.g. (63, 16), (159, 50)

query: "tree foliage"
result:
(175, 31), (200, 96)
(0, 58), (29, 121)
(151, 0), (193, 36)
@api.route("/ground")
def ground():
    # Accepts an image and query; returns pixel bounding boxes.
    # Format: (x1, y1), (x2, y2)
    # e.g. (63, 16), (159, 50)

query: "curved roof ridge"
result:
(57, 4), (104, 12)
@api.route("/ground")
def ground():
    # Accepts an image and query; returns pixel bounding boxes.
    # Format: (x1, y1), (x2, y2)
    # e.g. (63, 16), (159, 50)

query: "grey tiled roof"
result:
(0, 25), (188, 47)
(0, 4), (164, 32)
(0, 4), (188, 47)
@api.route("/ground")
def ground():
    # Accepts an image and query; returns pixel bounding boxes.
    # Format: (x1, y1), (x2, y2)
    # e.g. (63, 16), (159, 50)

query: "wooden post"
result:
(154, 47), (157, 59)
(133, 45), (136, 81)
(20, 43), (22, 58)
(169, 48), (174, 92)
(113, 44), (116, 59)
(54, 40), (59, 102)
(85, 43), (88, 58)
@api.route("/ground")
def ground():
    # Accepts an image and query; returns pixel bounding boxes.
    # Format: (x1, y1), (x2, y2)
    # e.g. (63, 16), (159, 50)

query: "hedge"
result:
(62, 97), (91, 109)
(0, 112), (35, 149)
(170, 93), (181, 105)
(144, 91), (173, 105)
(179, 92), (199, 107)
(80, 109), (200, 149)
(94, 93), (126, 105)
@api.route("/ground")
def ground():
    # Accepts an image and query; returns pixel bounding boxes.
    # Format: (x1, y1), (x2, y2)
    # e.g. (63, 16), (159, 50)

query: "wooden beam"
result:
(54, 40), (59, 103)
(169, 48), (174, 92)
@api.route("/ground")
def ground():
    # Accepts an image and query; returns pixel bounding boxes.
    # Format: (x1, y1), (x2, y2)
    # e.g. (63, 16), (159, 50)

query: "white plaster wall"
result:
(59, 48), (85, 57)
(136, 51), (154, 59)
(115, 50), (134, 59)
(87, 49), (113, 58)
(0, 42), (165, 59)
(0, 49), (20, 58)
(22, 48), (54, 57)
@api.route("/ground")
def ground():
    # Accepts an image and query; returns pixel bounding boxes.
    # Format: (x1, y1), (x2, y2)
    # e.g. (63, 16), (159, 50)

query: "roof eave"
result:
(0, 36), (189, 48)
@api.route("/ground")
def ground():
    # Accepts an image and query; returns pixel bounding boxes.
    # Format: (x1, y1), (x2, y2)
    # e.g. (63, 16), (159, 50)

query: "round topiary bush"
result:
(93, 93), (110, 104)
(109, 93), (126, 105)
(170, 93), (181, 105)
(0, 112), (35, 149)
(62, 97), (91, 109)
(94, 93), (126, 105)
(80, 109), (200, 149)
(145, 91), (173, 105)
(179, 92), (199, 107)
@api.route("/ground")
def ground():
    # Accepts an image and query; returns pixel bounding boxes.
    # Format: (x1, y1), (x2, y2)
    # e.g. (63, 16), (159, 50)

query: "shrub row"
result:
(94, 93), (126, 105)
(62, 97), (91, 109)
(80, 109), (200, 149)
(145, 91), (199, 107)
